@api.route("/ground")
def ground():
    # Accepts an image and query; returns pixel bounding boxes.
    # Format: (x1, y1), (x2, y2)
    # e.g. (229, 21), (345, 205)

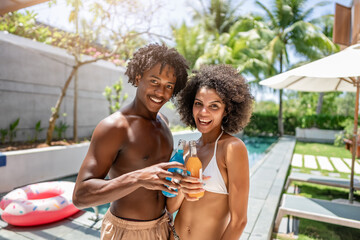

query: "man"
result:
(73, 44), (189, 239)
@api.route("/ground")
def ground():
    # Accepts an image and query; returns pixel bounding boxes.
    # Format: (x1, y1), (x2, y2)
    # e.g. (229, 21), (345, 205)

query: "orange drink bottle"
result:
(185, 140), (204, 199)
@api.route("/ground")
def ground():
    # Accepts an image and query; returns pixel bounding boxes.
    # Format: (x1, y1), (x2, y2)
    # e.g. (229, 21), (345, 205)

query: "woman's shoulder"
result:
(221, 134), (246, 149)
(220, 134), (247, 162)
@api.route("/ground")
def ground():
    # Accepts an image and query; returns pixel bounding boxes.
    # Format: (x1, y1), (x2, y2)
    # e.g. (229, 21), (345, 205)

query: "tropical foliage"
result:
(172, 0), (339, 136)
(255, 0), (337, 136)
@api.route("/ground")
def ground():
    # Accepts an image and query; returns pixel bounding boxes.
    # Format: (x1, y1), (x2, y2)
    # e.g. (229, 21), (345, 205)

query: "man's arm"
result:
(73, 114), (184, 209)
(220, 139), (249, 240)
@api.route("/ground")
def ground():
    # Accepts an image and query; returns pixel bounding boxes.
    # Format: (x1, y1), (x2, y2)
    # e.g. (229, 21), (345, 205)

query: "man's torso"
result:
(109, 114), (173, 220)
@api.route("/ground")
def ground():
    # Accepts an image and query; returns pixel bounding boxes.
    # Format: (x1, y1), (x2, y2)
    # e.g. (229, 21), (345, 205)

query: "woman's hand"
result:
(179, 175), (210, 201)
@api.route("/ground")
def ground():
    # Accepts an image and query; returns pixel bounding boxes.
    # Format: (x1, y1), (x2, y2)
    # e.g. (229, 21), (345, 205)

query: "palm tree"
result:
(172, 0), (246, 69)
(256, 0), (336, 135)
(190, 0), (245, 35)
(311, 14), (338, 114)
(172, 23), (209, 69)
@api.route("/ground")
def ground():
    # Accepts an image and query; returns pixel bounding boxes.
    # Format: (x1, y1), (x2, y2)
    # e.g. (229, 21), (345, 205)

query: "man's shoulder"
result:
(93, 112), (131, 140)
(99, 111), (130, 130)
(157, 112), (169, 126)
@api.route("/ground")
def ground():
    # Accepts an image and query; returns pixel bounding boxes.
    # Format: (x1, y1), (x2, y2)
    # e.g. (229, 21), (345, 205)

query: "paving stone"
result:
(286, 186), (296, 194)
(291, 154), (302, 167)
(343, 158), (360, 174)
(240, 232), (249, 240)
(69, 211), (100, 228)
(0, 219), (8, 229)
(92, 220), (103, 231)
(8, 219), (83, 240)
(330, 157), (351, 173)
(316, 156), (334, 171)
(328, 172), (341, 178)
(310, 170), (322, 176)
(0, 228), (30, 240)
(58, 224), (100, 240)
(291, 168), (301, 172)
(249, 185), (270, 199)
(247, 137), (296, 240)
(244, 198), (264, 234)
(304, 155), (318, 169)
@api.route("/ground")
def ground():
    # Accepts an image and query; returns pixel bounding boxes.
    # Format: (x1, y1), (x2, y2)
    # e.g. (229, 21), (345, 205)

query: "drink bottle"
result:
(185, 140), (204, 199)
(162, 139), (186, 197)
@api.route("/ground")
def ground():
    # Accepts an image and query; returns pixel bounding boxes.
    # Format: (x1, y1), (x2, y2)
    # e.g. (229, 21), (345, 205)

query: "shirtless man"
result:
(72, 44), (189, 240)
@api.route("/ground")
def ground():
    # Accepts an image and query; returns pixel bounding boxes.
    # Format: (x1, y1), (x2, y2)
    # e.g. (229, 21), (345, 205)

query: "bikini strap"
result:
(214, 130), (224, 155)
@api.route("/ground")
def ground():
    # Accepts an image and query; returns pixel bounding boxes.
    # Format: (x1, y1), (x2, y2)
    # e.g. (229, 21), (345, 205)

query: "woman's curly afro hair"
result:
(177, 64), (254, 134)
(125, 43), (189, 97)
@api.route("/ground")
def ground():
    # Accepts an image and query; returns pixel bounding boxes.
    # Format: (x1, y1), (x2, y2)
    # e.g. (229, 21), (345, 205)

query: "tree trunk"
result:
(316, 92), (324, 115)
(278, 53), (284, 136)
(278, 89), (284, 136)
(46, 66), (78, 145)
(73, 67), (78, 142)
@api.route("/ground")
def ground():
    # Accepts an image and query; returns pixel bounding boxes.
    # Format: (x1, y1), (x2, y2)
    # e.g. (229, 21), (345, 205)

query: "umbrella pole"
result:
(350, 78), (360, 203)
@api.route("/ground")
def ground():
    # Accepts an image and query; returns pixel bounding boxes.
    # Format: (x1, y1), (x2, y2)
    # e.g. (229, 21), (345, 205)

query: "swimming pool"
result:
(242, 136), (277, 168)
(62, 135), (277, 215)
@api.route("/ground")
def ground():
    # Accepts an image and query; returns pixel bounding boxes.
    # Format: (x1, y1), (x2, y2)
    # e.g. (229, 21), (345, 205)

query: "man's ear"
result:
(135, 75), (141, 86)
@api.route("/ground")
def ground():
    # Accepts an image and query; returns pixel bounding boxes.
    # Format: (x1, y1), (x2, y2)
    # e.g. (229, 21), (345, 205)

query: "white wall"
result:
(0, 143), (89, 193)
(0, 32), (183, 143)
(0, 32), (135, 142)
(0, 131), (201, 193)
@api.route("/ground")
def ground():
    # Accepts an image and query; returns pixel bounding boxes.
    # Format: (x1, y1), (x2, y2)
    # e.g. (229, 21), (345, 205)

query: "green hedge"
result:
(244, 113), (349, 136)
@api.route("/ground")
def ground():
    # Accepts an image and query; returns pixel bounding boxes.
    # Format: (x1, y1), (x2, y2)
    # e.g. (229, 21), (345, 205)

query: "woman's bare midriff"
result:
(173, 192), (229, 240)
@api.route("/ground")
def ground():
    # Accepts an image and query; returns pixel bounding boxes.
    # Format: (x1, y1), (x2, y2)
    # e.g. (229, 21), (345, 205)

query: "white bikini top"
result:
(185, 131), (228, 195)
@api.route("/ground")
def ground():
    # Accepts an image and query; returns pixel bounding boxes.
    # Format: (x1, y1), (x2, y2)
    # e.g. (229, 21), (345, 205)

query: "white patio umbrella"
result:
(260, 43), (360, 203)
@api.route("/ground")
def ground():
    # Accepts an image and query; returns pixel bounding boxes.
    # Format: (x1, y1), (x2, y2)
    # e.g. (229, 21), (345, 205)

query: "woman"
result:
(167, 65), (253, 240)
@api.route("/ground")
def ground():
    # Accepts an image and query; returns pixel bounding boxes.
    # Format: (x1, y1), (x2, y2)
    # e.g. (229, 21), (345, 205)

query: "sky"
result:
(21, 0), (353, 41)
(19, 0), (354, 102)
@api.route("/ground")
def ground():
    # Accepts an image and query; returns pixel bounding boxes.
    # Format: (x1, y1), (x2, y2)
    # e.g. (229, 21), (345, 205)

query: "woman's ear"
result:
(135, 75), (141, 86)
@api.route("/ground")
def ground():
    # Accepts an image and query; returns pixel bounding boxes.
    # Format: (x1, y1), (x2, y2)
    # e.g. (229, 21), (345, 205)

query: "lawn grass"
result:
(294, 142), (352, 159)
(273, 141), (360, 240)
(293, 181), (360, 200)
(298, 219), (360, 240)
(292, 141), (359, 179)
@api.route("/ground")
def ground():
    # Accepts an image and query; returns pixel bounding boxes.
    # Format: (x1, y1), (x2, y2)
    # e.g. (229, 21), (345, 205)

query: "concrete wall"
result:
(0, 143), (90, 193)
(0, 131), (201, 193)
(0, 32), (182, 143)
(0, 32), (137, 142)
(295, 127), (342, 143)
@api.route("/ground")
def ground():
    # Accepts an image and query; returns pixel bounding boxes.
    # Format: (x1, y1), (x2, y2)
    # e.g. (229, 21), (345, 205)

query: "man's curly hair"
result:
(125, 43), (189, 97)
(177, 65), (254, 134)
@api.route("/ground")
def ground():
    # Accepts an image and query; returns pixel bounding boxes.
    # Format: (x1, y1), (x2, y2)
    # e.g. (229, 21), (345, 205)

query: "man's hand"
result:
(137, 162), (186, 194)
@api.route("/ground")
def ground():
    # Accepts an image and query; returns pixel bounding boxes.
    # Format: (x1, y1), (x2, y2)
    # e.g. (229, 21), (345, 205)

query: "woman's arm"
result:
(166, 190), (185, 214)
(166, 175), (206, 213)
(221, 139), (249, 240)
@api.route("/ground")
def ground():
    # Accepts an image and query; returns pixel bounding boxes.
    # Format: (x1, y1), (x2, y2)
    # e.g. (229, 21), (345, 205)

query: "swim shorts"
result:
(100, 209), (170, 240)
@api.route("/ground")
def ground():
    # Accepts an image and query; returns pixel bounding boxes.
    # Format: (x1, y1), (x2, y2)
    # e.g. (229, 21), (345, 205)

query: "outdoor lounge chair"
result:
(284, 172), (360, 191)
(274, 194), (360, 232)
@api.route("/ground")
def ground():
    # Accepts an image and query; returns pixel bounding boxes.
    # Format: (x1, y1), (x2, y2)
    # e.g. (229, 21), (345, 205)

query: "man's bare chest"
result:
(112, 125), (173, 171)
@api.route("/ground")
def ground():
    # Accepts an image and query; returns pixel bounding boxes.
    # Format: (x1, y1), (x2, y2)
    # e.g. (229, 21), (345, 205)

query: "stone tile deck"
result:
(0, 136), (296, 240)
(241, 136), (296, 240)
(0, 211), (102, 240)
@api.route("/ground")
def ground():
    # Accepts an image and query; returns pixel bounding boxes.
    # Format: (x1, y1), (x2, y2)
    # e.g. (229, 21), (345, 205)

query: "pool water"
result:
(63, 136), (277, 215)
(242, 136), (278, 168)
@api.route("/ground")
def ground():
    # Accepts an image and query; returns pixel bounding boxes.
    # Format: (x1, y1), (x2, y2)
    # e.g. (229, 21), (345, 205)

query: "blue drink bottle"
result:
(162, 139), (186, 197)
